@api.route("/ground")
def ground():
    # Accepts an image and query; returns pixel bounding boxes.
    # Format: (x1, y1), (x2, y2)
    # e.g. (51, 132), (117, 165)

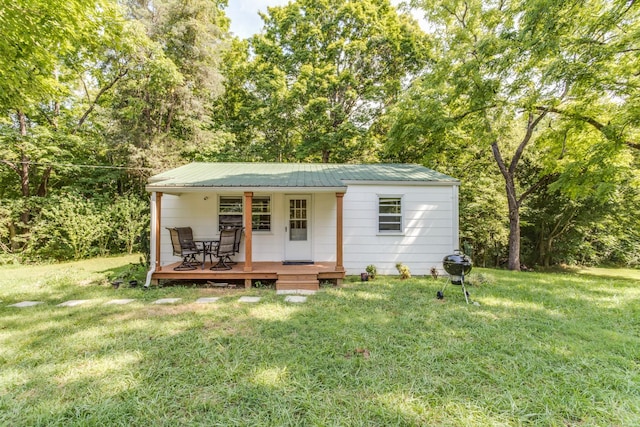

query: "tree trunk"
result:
(491, 141), (521, 271)
(505, 177), (521, 271)
(322, 149), (330, 163)
(489, 112), (548, 271)
(18, 111), (30, 226)
(36, 166), (52, 197)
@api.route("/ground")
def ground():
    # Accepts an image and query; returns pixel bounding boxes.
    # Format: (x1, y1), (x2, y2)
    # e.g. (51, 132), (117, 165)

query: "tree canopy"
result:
(210, 0), (430, 163)
(0, 0), (638, 267)
(386, 0), (640, 269)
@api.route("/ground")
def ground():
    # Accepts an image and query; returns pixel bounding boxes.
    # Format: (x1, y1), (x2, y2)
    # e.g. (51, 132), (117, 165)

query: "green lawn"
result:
(1, 256), (638, 426)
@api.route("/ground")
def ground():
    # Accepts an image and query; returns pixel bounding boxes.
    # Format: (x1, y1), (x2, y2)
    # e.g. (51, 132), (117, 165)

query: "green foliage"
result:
(214, 0), (429, 162)
(0, 0), (637, 269)
(110, 194), (149, 255)
(391, 0), (640, 269)
(29, 194), (109, 260)
(395, 262), (411, 279)
(19, 194), (149, 262)
(365, 264), (377, 280)
(0, 0), (227, 261)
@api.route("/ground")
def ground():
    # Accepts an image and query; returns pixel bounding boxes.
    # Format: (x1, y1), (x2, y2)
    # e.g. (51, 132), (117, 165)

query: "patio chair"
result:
(209, 228), (237, 270)
(223, 226), (243, 265)
(168, 227), (202, 271)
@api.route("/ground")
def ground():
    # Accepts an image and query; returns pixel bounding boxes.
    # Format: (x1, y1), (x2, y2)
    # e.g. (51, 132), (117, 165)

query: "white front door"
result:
(284, 195), (312, 262)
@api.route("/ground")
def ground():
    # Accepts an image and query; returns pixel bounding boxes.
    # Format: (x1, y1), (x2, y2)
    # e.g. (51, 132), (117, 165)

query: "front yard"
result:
(1, 256), (638, 426)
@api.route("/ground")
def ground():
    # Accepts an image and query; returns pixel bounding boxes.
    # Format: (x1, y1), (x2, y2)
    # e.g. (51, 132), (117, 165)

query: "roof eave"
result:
(145, 185), (348, 195)
(341, 180), (460, 186)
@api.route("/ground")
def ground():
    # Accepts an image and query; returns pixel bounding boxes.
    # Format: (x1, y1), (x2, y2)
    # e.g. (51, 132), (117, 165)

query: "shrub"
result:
(111, 195), (148, 255)
(365, 264), (377, 280)
(29, 194), (109, 260)
(395, 262), (411, 279)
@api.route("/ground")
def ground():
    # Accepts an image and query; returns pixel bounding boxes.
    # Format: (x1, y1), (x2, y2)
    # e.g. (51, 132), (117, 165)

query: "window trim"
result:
(251, 195), (272, 232)
(377, 195), (404, 234)
(218, 194), (272, 233)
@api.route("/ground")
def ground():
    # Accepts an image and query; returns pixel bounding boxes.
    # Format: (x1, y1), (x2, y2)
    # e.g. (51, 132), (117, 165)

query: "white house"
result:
(145, 162), (459, 289)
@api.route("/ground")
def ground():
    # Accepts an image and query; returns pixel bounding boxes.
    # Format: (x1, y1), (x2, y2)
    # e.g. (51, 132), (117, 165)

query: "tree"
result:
(0, 0), (136, 248)
(0, 0), (231, 259)
(392, 0), (639, 270)
(107, 0), (230, 179)
(232, 0), (430, 163)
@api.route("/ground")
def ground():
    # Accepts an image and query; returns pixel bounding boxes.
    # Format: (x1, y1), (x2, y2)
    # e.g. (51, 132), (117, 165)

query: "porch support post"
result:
(336, 192), (345, 272)
(155, 192), (163, 272)
(243, 192), (253, 274)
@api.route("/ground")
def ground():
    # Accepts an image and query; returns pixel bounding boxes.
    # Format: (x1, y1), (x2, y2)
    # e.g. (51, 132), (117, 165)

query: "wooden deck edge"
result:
(151, 261), (346, 286)
(151, 271), (279, 280)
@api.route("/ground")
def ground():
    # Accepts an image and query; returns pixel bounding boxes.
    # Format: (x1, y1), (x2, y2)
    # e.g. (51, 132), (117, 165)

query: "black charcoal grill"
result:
(437, 250), (473, 303)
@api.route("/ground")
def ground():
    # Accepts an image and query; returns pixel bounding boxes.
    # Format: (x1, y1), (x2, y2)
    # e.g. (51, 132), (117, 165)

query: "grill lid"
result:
(443, 250), (472, 276)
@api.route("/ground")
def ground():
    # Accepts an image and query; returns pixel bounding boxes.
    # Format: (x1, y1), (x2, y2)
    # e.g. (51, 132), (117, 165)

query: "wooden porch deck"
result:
(151, 261), (345, 290)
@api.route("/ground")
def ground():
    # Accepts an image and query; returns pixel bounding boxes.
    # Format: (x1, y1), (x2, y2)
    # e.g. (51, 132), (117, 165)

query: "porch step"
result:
(278, 273), (318, 282)
(276, 272), (319, 291)
(275, 280), (319, 291)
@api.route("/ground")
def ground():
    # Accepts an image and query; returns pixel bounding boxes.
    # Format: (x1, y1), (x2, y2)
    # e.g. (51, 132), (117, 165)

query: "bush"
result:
(29, 194), (109, 260)
(110, 195), (148, 255)
(395, 262), (411, 279)
(25, 194), (149, 262)
(365, 264), (377, 280)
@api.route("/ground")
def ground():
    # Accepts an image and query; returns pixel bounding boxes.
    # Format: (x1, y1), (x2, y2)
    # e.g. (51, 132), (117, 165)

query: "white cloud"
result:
(225, 0), (425, 39)
(226, 0), (289, 39)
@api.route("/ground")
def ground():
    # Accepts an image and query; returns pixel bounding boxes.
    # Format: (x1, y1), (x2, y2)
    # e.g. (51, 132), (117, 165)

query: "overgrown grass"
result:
(1, 256), (639, 426)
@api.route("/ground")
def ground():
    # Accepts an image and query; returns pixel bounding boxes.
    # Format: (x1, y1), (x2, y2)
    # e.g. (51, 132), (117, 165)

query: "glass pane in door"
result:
(289, 199), (307, 241)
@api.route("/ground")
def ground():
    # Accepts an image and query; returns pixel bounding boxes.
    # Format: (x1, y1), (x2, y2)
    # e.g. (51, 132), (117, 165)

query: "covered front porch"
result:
(148, 186), (347, 290)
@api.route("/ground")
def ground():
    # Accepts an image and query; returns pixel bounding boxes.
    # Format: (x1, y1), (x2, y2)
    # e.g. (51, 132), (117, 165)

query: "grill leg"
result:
(461, 273), (470, 304)
(437, 279), (450, 299)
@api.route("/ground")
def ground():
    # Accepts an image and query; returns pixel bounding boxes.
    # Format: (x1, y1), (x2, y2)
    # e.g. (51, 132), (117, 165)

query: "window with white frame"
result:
(218, 195), (271, 231)
(252, 196), (271, 231)
(218, 196), (243, 229)
(378, 196), (402, 232)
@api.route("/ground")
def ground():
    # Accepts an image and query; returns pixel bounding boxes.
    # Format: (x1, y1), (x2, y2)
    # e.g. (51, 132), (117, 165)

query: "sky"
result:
(225, 0), (289, 39)
(225, 0), (415, 40)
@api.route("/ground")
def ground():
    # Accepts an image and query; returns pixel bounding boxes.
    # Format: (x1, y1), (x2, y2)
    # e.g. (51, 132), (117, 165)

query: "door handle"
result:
(285, 226), (288, 232)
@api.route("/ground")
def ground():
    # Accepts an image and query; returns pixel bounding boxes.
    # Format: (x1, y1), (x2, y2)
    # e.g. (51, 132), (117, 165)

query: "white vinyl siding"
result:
(343, 184), (459, 275)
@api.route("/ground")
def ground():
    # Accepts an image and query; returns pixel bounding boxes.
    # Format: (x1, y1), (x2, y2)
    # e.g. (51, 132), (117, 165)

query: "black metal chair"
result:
(168, 227), (202, 271)
(209, 228), (237, 270)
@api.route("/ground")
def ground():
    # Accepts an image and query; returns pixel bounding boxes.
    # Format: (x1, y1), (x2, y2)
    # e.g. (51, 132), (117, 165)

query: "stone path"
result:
(6, 291), (314, 309)
(105, 299), (136, 305)
(196, 297), (220, 304)
(57, 300), (90, 307)
(8, 301), (43, 308)
(154, 298), (182, 304)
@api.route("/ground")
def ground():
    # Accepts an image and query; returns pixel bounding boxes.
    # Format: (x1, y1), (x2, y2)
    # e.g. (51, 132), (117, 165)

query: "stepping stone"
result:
(238, 296), (261, 303)
(105, 299), (136, 305)
(57, 300), (90, 307)
(8, 301), (43, 308)
(276, 290), (317, 295)
(284, 295), (307, 303)
(153, 298), (181, 304)
(196, 297), (220, 304)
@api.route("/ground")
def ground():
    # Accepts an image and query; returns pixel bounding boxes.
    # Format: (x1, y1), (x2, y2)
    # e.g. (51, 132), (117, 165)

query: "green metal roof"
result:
(146, 162), (458, 192)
